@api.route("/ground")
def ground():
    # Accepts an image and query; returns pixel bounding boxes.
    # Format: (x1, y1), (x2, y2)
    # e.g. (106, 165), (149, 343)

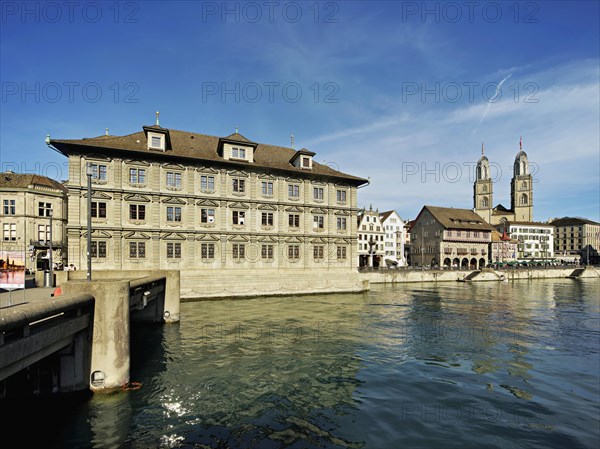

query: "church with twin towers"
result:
(473, 138), (534, 226)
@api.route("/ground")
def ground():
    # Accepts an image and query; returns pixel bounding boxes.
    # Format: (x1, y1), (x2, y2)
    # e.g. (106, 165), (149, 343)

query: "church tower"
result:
(511, 137), (533, 222)
(473, 143), (493, 224)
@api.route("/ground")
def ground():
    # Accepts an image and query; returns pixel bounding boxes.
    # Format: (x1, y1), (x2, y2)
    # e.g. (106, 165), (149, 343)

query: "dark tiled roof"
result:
(492, 204), (512, 214)
(0, 171), (67, 194)
(550, 217), (600, 227)
(421, 205), (495, 231)
(49, 127), (367, 185)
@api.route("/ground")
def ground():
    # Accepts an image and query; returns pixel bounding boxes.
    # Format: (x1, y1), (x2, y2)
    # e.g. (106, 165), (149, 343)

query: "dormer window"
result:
(290, 148), (315, 170)
(147, 132), (166, 150)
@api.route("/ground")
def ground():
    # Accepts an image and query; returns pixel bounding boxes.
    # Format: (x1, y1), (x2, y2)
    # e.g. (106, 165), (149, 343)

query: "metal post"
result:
(86, 163), (93, 281)
(48, 208), (54, 287)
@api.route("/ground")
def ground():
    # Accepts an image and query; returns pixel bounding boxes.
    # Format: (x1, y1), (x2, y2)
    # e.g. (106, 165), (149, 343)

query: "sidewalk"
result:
(0, 287), (58, 308)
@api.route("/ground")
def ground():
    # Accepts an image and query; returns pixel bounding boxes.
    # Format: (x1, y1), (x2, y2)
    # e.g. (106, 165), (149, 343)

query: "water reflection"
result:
(6, 279), (597, 449)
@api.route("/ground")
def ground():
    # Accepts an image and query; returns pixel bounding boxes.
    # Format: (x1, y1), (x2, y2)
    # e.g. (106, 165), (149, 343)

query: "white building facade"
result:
(357, 206), (385, 268)
(496, 221), (554, 261)
(380, 210), (406, 266)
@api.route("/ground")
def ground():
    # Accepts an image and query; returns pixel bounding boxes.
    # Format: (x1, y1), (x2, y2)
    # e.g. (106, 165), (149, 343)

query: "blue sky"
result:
(1, 1), (599, 221)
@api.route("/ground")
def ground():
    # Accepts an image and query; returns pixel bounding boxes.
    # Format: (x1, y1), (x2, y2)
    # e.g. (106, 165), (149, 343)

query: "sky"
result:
(1, 0), (599, 222)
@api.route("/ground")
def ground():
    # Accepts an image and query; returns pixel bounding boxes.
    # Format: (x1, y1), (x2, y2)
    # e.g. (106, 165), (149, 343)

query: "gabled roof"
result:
(492, 204), (513, 214)
(379, 210), (402, 223)
(550, 217), (600, 227)
(49, 127), (367, 185)
(414, 205), (495, 232)
(498, 220), (554, 227)
(0, 171), (67, 194)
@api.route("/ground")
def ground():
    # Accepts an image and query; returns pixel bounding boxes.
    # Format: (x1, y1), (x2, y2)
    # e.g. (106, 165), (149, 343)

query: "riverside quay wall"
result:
(360, 267), (600, 285)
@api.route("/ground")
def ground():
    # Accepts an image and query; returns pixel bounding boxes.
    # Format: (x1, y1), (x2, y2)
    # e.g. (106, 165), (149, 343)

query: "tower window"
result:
(520, 194), (528, 205)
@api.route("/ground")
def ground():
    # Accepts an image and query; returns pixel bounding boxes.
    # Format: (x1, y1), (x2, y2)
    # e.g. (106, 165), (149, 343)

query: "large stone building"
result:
(0, 171), (68, 272)
(474, 139), (533, 225)
(550, 217), (600, 264)
(410, 205), (494, 269)
(47, 120), (368, 296)
(357, 206), (385, 267)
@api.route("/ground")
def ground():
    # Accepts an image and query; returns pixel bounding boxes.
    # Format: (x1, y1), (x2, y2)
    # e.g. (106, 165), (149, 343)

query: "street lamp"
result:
(48, 208), (53, 287)
(86, 163), (93, 281)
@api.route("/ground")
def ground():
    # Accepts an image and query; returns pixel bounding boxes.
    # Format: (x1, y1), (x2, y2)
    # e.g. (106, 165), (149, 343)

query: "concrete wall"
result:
(179, 268), (369, 300)
(361, 267), (600, 284)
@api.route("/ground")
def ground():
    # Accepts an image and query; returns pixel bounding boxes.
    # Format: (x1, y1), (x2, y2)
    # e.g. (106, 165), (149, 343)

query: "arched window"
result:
(520, 194), (528, 205)
(521, 161), (527, 175)
(481, 198), (489, 208)
(483, 166), (488, 179)
(476, 166), (482, 180)
(521, 181), (527, 189)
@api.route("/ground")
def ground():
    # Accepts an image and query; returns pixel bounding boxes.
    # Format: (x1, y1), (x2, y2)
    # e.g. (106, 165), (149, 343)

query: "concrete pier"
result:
(1, 270), (180, 395)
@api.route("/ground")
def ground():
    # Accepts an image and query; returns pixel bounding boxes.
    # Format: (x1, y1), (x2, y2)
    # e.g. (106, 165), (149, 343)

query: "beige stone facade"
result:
(0, 172), (67, 272)
(48, 124), (367, 295)
(550, 217), (600, 264)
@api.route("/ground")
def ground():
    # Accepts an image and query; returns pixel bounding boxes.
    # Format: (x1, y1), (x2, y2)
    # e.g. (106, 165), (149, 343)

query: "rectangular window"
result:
(337, 246), (347, 260)
(201, 243), (215, 259)
(129, 204), (146, 220)
(166, 172), (182, 188)
(337, 217), (347, 230)
(232, 243), (245, 260)
(38, 202), (52, 217)
(232, 210), (246, 225)
(288, 245), (300, 260)
(336, 190), (347, 202)
(288, 184), (300, 198)
(232, 147), (246, 159)
(166, 242), (181, 259)
(262, 181), (273, 196)
(38, 224), (50, 242)
(129, 241), (146, 259)
(313, 215), (324, 229)
(302, 157), (310, 168)
(233, 178), (245, 193)
(313, 187), (324, 200)
(2, 223), (16, 241)
(200, 208), (215, 223)
(3, 199), (16, 215)
(288, 214), (300, 228)
(89, 163), (107, 181)
(261, 212), (274, 226)
(151, 136), (162, 148)
(201, 175), (215, 191)
(261, 244), (274, 259)
(91, 202), (107, 218)
(129, 168), (146, 184)
(166, 206), (182, 222)
(91, 241), (107, 258)
(313, 245), (324, 260)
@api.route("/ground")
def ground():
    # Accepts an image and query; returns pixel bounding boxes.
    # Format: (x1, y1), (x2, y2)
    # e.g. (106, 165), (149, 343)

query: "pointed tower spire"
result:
(156, 111), (160, 126)
(290, 133), (295, 149)
(481, 142), (484, 155)
(519, 136), (522, 150)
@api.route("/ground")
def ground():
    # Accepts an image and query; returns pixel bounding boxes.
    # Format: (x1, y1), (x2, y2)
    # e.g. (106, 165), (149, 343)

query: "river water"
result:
(7, 279), (600, 448)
